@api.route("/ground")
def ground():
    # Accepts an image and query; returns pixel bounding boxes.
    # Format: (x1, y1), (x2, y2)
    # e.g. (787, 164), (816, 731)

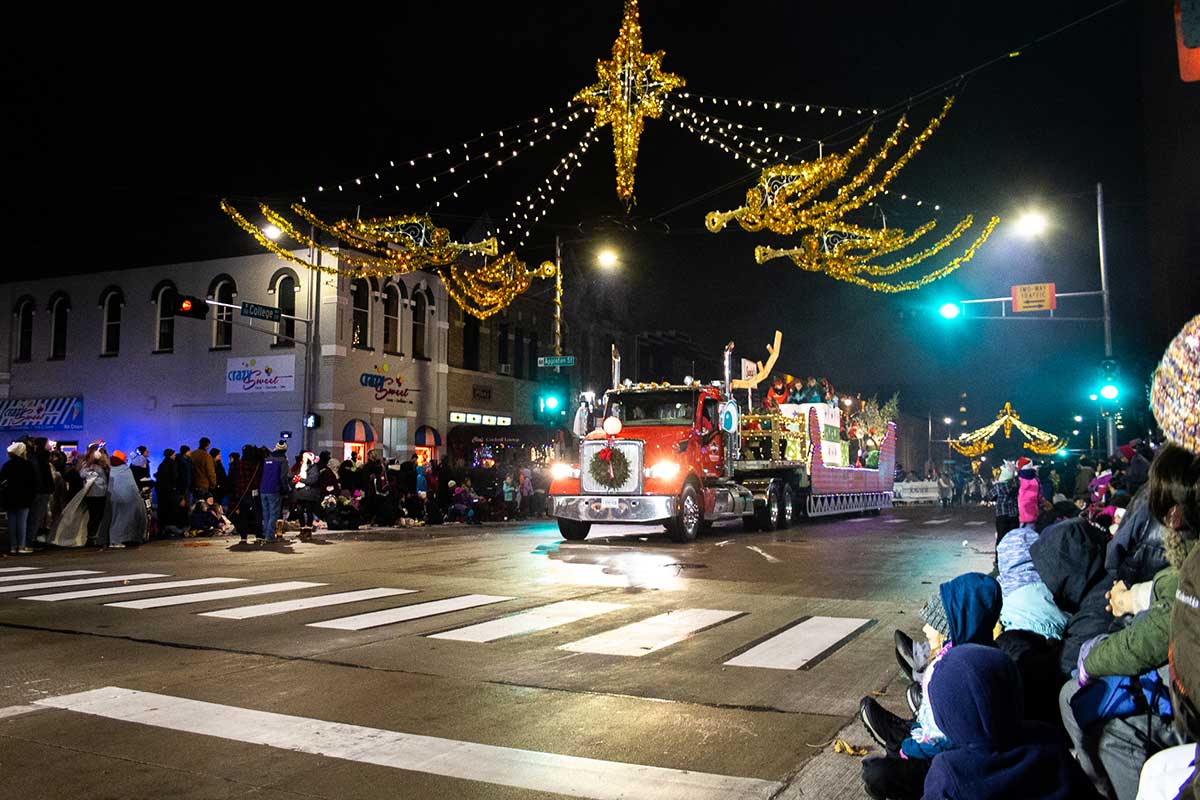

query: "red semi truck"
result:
(548, 338), (896, 542)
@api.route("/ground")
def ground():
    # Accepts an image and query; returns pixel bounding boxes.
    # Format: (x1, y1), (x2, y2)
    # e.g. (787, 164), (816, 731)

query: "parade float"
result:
(549, 332), (896, 541)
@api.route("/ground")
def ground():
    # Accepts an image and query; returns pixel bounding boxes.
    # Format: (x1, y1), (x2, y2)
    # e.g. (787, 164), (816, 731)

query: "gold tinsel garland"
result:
(439, 255), (556, 320)
(575, 0), (684, 207)
(949, 403), (1067, 456)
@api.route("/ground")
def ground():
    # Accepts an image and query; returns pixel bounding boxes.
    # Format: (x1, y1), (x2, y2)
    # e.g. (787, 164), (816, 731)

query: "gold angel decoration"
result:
(441, 254), (556, 320)
(705, 98), (1000, 293)
(221, 200), (497, 279)
(949, 403), (1068, 457)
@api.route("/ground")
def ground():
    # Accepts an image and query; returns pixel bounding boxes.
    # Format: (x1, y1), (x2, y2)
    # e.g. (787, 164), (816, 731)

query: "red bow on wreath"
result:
(597, 447), (613, 462)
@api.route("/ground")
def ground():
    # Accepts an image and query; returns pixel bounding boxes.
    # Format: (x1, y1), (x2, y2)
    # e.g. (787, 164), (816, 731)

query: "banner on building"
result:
(226, 355), (296, 394)
(0, 396), (84, 431)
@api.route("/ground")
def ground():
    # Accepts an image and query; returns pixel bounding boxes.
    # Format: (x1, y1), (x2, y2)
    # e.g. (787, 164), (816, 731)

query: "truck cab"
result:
(548, 382), (755, 542)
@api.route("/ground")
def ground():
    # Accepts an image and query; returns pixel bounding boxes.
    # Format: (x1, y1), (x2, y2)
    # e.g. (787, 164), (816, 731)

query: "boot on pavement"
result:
(858, 697), (912, 754)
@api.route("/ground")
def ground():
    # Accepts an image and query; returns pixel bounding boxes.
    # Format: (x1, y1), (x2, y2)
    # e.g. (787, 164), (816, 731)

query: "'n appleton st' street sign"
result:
(537, 355), (575, 368)
(241, 301), (282, 323)
(1010, 282), (1057, 313)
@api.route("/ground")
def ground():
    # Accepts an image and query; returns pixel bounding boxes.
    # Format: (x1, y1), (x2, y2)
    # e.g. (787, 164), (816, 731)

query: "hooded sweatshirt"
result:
(922, 644), (1094, 800)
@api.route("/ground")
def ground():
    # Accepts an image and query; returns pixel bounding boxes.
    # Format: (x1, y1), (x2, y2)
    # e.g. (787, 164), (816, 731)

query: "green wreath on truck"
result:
(589, 446), (631, 489)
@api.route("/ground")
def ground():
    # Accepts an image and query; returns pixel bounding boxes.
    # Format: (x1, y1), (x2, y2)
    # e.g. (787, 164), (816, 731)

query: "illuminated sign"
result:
(226, 355), (295, 394)
(1011, 283), (1056, 313)
(0, 396), (84, 431)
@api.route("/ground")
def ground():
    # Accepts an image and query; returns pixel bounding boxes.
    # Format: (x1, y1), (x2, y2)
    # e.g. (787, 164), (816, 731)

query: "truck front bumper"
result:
(551, 495), (676, 524)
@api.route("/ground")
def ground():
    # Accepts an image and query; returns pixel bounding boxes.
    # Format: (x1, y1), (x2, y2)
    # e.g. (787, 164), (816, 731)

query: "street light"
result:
(1089, 393), (1099, 402)
(596, 249), (619, 269)
(939, 302), (961, 320)
(263, 223), (282, 241)
(1073, 415), (1084, 423)
(1015, 210), (1048, 239)
(943, 417), (953, 425)
(1073, 429), (1081, 436)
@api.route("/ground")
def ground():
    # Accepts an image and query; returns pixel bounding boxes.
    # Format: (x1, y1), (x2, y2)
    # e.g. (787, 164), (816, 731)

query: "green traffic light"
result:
(939, 303), (961, 320)
(1100, 383), (1119, 401)
(544, 395), (560, 411)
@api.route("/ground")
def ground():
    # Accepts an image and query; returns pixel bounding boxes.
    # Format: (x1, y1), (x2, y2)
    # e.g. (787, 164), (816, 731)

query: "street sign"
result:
(537, 355), (575, 367)
(1011, 283), (1056, 312)
(240, 301), (282, 322)
(720, 400), (739, 433)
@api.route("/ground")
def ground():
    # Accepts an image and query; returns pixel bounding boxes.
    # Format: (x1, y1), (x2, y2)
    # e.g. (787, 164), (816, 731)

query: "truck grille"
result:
(580, 439), (643, 494)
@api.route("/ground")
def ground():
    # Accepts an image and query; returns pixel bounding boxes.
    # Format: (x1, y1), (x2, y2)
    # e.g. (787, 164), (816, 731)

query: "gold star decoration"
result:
(574, 0), (684, 208)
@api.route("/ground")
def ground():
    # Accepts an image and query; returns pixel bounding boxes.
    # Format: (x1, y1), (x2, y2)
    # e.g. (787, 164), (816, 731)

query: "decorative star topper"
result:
(574, 0), (684, 208)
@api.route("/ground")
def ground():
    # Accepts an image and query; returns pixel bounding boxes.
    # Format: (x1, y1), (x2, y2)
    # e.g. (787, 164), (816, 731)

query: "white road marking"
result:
(713, 540), (732, 547)
(106, 581), (325, 610)
(23, 578), (245, 602)
(429, 600), (627, 643)
(0, 574), (169, 594)
(200, 588), (417, 619)
(308, 594), (513, 631)
(0, 566), (41, 573)
(884, 518), (907, 524)
(37, 687), (781, 800)
(746, 546), (781, 563)
(0, 704), (44, 721)
(964, 521), (986, 526)
(560, 609), (742, 657)
(0, 570), (101, 584)
(922, 519), (951, 525)
(723, 616), (872, 670)
(847, 517), (872, 523)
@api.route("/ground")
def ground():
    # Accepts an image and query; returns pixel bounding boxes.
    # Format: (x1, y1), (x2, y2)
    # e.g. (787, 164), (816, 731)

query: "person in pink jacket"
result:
(1016, 457), (1041, 525)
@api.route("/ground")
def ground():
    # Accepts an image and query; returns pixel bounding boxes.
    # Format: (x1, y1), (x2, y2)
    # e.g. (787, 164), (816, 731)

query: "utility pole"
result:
(1096, 182), (1116, 457)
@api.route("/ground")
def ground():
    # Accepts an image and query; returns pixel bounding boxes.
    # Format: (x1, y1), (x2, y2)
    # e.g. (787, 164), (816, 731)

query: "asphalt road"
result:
(0, 504), (995, 800)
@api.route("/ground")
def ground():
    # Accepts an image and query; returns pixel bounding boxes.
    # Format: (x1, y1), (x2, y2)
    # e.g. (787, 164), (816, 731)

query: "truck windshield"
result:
(606, 391), (696, 426)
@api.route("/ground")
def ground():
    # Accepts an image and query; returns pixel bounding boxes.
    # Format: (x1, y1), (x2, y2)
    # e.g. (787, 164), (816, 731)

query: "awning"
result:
(414, 425), (442, 447)
(341, 418), (379, 443)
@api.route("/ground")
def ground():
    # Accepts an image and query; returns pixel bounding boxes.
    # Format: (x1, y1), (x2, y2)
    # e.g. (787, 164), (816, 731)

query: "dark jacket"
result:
(1030, 517), (1112, 677)
(923, 645), (1095, 800)
(176, 455), (193, 495)
(259, 454), (288, 495)
(1, 455), (37, 510)
(943, 572), (1004, 646)
(154, 458), (178, 495)
(29, 448), (53, 494)
(1106, 487), (1169, 587)
(295, 463), (321, 502)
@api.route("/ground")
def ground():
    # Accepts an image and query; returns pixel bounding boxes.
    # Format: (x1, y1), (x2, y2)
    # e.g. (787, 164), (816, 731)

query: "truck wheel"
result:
(780, 485), (796, 528)
(557, 519), (591, 541)
(667, 483), (703, 543)
(755, 485), (781, 531)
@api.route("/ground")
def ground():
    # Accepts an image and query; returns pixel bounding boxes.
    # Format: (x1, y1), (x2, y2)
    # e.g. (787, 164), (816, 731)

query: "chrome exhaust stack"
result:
(723, 341), (735, 399)
(611, 343), (622, 391)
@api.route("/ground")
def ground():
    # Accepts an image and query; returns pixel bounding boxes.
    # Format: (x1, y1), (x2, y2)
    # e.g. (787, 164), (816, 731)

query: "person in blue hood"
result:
(924, 644), (1095, 800)
(861, 574), (1004, 800)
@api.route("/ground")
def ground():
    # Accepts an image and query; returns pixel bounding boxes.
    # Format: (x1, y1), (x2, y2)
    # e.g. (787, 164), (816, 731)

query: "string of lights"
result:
(679, 92), (878, 118)
(667, 102), (800, 166)
(494, 128), (600, 249)
(299, 103), (582, 204)
(667, 109), (774, 168)
(424, 109), (589, 210)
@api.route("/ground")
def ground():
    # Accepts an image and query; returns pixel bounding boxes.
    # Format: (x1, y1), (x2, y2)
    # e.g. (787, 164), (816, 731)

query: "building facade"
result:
(0, 250), (558, 466)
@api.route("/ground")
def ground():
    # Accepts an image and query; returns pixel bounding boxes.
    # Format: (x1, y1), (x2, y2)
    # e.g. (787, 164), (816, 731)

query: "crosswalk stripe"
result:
(199, 588), (417, 619)
(964, 521), (986, 526)
(884, 518), (907, 524)
(105, 581), (325, 610)
(0, 570), (101, 584)
(0, 574), (169, 594)
(429, 600), (627, 643)
(23, 578), (245, 602)
(37, 687), (781, 800)
(0, 566), (41, 573)
(308, 594), (513, 631)
(923, 519), (951, 525)
(723, 616), (873, 670)
(560, 609), (742, 657)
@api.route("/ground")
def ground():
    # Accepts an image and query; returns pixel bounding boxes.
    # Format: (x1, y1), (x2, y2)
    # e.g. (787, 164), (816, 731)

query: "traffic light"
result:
(1098, 358), (1120, 401)
(536, 384), (567, 421)
(938, 302), (961, 320)
(170, 291), (209, 320)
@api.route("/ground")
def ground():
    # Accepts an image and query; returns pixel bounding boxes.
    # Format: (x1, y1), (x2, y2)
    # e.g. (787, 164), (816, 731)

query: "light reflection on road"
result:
(531, 546), (689, 591)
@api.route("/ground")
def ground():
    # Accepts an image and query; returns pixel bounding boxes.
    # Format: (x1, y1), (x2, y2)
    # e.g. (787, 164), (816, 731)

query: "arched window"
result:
(273, 273), (297, 344)
(211, 278), (235, 349)
(13, 297), (33, 362)
(412, 289), (429, 359)
(153, 281), (176, 352)
(382, 282), (404, 354)
(99, 287), (123, 356)
(48, 292), (70, 360)
(351, 278), (372, 349)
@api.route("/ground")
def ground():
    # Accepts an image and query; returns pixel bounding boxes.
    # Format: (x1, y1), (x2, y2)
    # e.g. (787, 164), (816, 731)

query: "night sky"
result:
(4, 2), (1197, 439)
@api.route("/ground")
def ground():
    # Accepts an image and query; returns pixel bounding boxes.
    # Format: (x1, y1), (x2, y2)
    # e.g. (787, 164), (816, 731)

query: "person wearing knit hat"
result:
(2, 441), (36, 553)
(1152, 313), (1200, 456)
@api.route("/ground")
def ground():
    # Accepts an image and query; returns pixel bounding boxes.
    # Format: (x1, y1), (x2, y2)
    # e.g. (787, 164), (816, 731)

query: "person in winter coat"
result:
(2, 442), (37, 554)
(1105, 485), (1169, 589)
(1060, 443), (1199, 800)
(154, 449), (185, 534)
(1076, 457), (1097, 502)
(27, 437), (53, 546)
(861, 573), (1004, 800)
(258, 441), (289, 542)
(232, 445), (263, 542)
(1016, 457), (1041, 526)
(211, 448), (228, 506)
(922, 644), (1095, 800)
(189, 437), (218, 500)
(987, 460), (1020, 544)
(292, 451), (321, 533)
(78, 445), (111, 547)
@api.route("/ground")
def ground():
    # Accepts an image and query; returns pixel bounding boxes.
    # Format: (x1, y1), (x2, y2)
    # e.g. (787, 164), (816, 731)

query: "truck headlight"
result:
(645, 460), (681, 480)
(551, 462), (578, 481)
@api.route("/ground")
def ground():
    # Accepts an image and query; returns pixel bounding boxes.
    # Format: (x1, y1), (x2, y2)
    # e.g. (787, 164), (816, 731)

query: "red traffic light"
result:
(180, 299), (193, 312)
(171, 292), (209, 320)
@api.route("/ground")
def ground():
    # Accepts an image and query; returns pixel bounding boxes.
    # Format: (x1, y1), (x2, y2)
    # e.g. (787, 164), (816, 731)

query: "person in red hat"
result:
(1016, 457), (1041, 526)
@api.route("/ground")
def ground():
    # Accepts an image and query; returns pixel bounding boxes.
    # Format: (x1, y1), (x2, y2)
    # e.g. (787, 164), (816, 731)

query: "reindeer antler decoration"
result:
(730, 330), (782, 389)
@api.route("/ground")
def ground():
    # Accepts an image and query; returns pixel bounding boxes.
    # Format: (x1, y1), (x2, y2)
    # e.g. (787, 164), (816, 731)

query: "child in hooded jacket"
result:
(1017, 457), (1042, 526)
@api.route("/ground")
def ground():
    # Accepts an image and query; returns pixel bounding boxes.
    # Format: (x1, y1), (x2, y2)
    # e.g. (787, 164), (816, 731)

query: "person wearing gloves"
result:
(922, 644), (1095, 800)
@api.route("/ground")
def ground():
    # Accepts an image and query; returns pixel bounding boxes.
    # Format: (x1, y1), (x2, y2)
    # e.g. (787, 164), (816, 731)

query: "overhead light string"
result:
(495, 127), (600, 249)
